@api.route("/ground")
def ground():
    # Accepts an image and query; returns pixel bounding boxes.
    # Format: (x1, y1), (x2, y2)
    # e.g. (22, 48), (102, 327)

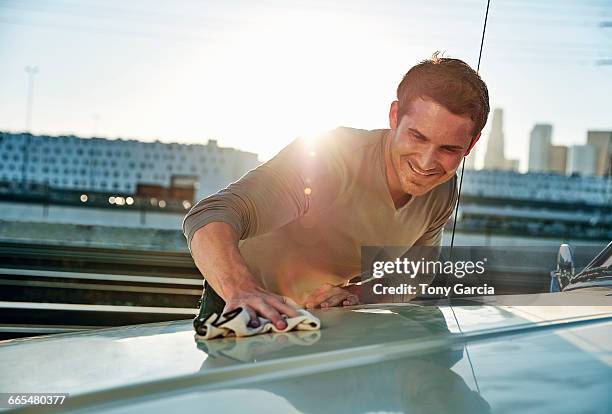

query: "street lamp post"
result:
(25, 65), (38, 132)
(22, 65), (39, 188)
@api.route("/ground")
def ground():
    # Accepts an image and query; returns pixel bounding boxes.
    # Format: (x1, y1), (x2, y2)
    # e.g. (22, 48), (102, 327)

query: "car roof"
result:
(1, 299), (610, 399)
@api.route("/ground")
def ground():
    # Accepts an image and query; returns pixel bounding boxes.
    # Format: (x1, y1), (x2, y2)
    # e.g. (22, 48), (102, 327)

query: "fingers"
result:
(320, 292), (359, 308)
(225, 286), (305, 329)
(267, 295), (300, 318)
(244, 306), (260, 328)
(341, 294), (360, 307)
(304, 284), (359, 309)
(250, 300), (287, 330)
(225, 300), (287, 330)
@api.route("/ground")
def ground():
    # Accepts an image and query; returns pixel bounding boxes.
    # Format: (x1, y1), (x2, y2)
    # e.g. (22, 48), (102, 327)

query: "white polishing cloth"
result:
(194, 307), (321, 340)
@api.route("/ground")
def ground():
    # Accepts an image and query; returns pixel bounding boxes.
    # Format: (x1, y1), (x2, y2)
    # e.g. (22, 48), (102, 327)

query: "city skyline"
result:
(4, 125), (609, 179)
(1, 0), (611, 168)
(523, 126), (611, 177)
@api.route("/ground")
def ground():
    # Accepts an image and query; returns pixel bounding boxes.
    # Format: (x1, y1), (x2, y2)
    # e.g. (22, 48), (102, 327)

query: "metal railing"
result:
(0, 242), (202, 340)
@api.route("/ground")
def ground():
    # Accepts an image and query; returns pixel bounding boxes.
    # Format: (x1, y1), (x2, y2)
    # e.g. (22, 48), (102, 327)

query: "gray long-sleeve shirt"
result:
(183, 127), (457, 304)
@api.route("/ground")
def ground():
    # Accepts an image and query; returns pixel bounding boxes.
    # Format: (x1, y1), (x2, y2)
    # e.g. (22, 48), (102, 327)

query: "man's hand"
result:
(190, 222), (299, 331)
(303, 283), (360, 309)
(224, 282), (300, 330)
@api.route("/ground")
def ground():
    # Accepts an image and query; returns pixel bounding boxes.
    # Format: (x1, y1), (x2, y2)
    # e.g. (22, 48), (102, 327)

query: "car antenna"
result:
(449, 0), (491, 260)
(448, 0), (491, 398)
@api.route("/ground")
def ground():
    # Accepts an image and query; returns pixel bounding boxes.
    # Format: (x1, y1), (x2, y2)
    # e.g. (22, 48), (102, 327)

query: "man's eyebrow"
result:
(409, 128), (465, 150)
(441, 144), (466, 151)
(408, 128), (428, 140)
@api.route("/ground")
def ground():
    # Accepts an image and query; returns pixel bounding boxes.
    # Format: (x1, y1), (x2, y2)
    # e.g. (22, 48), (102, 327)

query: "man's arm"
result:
(184, 135), (344, 328)
(190, 222), (298, 328)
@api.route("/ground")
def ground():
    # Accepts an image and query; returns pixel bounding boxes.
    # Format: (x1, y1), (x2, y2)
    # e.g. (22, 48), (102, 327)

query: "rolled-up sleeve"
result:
(182, 135), (344, 250)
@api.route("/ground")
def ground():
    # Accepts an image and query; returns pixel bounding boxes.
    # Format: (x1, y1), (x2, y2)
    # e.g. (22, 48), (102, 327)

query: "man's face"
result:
(387, 97), (476, 197)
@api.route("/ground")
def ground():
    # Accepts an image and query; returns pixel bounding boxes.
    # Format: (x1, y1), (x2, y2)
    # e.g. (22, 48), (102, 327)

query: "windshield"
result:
(569, 242), (612, 285)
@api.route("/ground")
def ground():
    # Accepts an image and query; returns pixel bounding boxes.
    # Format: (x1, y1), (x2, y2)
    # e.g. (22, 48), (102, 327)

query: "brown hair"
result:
(396, 51), (490, 137)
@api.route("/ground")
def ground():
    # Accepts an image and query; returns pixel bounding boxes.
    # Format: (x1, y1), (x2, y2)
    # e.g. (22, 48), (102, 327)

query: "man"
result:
(183, 52), (489, 331)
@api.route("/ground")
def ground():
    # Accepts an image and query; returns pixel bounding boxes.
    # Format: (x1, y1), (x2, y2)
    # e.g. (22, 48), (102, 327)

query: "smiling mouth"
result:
(406, 160), (438, 177)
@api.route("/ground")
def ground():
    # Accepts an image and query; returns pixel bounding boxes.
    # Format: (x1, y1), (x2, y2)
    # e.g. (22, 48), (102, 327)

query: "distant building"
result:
(0, 132), (260, 200)
(505, 159), (519, 172)
(567, 145), (596, 176)
(461, 169), (609, 205)
(587, 130), (612, 176)
(483, 109), (518, 171)
(483, 109), (506, 170)
(528, 124), (552, 173)
(548, 145), (568, 175)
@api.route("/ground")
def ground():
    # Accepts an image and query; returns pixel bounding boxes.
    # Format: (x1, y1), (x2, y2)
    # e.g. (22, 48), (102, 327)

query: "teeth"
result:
(408, 161), (434, 176)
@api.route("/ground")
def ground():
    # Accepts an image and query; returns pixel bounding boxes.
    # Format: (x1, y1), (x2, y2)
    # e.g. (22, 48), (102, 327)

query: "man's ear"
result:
(389, 101), (399, 130)
(464, 132), (481, 157)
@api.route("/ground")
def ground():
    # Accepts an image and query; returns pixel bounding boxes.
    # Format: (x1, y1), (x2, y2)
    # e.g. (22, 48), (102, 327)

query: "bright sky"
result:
(0, 0), (610, 169)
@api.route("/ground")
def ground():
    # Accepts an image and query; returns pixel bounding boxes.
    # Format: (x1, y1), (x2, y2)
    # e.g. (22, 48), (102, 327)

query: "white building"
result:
(0, 132), (260, 199)
(483, 108), (518, 171)
(528, 124), (552, 173)
(567, 145), (597, 176)
(483, 109), (506, 170)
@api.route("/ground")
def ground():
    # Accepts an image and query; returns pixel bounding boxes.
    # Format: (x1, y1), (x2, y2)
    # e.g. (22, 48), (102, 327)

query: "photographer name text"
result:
(372, 283), (494, 296)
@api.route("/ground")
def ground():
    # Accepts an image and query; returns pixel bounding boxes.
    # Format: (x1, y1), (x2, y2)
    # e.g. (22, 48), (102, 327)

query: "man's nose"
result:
(414, 145), (437, 171)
